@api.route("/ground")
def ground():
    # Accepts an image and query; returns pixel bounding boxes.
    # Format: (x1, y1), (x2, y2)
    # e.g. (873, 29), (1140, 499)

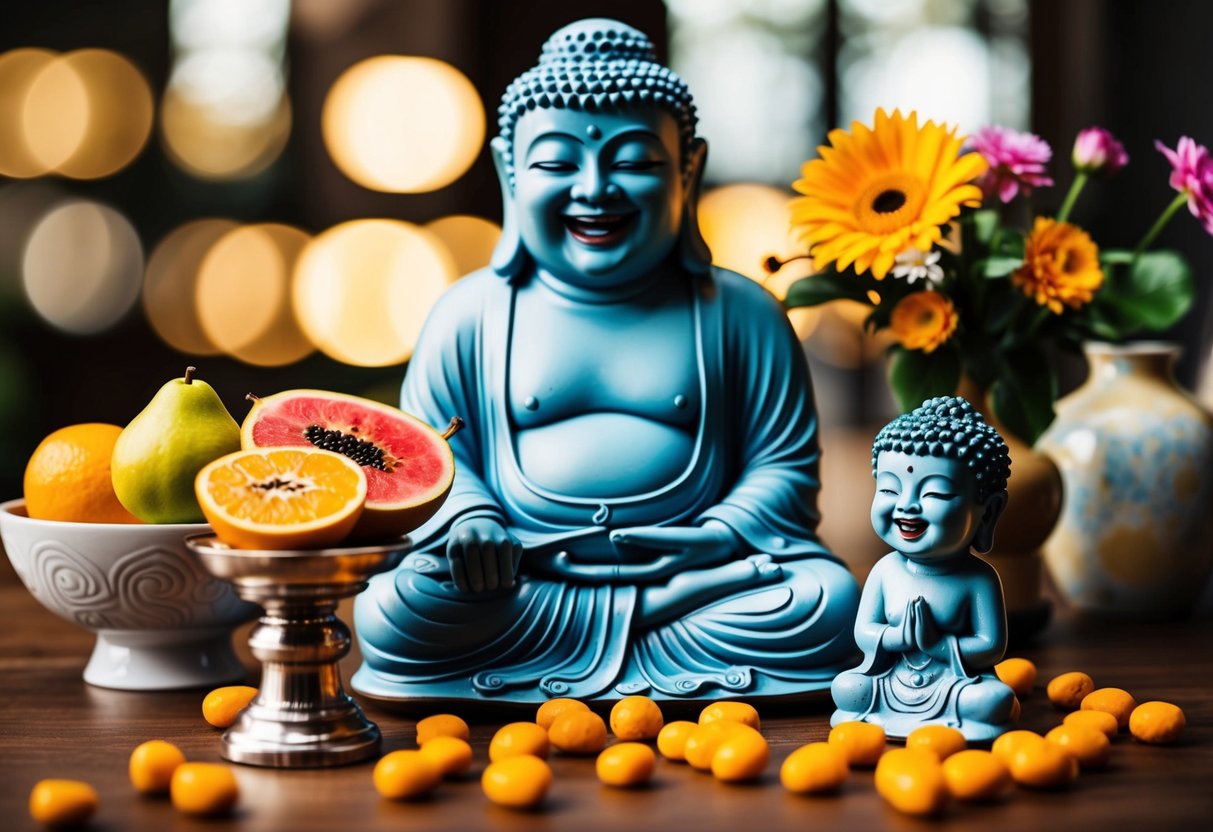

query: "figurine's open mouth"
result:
(564, 213), (635, 246)
(895, 518), (927, 540)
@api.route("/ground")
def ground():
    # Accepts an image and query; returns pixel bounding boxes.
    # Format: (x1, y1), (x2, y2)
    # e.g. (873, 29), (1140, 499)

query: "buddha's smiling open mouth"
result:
(895, 518), (927, 540)
(564, 213), (635, 246)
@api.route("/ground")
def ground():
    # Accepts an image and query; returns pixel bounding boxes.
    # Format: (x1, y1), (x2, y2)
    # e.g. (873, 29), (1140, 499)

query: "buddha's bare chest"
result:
(507, 285), (700, 429)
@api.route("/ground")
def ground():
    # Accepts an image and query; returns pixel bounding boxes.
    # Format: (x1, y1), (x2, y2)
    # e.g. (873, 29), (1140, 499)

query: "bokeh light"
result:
(21, 49), (154, 179)
(424, 214), (501, 278)
(143, 219), (238, 356)
(322, 56), (485, 193)
(293, 220), (457, 367)
(697, 183), (819, 339)
(22, 200), (144, 335)
(0, 183), (65, 298)
(0, 48), (58, 178)
(196, 223), (315, 366)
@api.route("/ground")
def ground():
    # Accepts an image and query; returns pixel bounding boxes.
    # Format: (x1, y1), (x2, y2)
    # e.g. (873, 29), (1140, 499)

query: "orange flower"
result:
(890, 291), (958, 353)
(1013, 217), (1103, 313)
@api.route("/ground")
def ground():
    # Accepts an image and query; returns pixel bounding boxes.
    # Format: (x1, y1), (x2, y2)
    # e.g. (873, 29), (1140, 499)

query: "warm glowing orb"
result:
(424, 214), (502, 277)
(0, 49), (58, 178)
(143, 218), (237, 356)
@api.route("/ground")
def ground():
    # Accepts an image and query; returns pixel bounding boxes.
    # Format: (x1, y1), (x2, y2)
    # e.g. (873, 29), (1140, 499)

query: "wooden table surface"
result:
(1, 557), (1210, 832)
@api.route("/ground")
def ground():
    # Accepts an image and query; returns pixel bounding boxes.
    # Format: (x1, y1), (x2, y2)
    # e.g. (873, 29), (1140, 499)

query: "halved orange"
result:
(195, 447), (367, 550)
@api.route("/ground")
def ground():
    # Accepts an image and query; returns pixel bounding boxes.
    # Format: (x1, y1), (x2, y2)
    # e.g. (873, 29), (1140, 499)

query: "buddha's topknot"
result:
(497, 18), (698, 184)
(871, 396), (1011, 502)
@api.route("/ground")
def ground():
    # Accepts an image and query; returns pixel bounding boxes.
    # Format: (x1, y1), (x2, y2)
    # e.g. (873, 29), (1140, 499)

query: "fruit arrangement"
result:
(19, 367), (462, 550)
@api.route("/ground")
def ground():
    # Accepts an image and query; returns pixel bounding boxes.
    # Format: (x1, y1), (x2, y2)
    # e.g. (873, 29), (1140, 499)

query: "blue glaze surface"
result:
(831, 397), (1016, 741)
(351, 19), (860, 704)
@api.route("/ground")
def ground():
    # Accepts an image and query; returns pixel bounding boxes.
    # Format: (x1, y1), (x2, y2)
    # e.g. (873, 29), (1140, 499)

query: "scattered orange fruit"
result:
(1081, 687), (1137, 730)
(129, 739), (187, 795)
(1063, 709), (1119, 739)
(699, 701), (760, 729)
(195, 447), (367, 549)
(597, 742), (657, 787)
(416, 713), (469, 745)
(906, 725), (966, 761)
(549, 710), (607, 755)
(1046, 724), (1111, 769)
(995, 657), (1037, 697)
(490, 722), (550, 762)
(29, 779), (99, 827)
(827, 721), (886, 767)
(1047, 671), (1095, 710)
(710, 725), (769, 782)
(170, 762), (239, 816)
(656, 720), (698, 762)
(1007, 741), (1078, 789)
(1129, 701), (1186, 745)
(418, 736), (473, 777)
(942, 749), (1011, 801)
(875, 748), (949, 816)
(373, 750), (441, 799)
(991, 730), (1046, 765)
(536, 698), (590, 730)
(202, 685), (258, 728)
(23, 423), (141, 523)
(610, 695), (664, 740)
(780, 742), (849, 794)
(482, 755), (552, 809)
(683, 721), (748, 770)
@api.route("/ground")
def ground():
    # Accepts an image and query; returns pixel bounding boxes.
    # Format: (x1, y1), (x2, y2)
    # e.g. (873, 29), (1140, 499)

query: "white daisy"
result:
(891, 248), (944, 286)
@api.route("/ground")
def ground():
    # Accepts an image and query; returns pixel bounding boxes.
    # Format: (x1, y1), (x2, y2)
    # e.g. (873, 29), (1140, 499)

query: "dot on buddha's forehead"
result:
(586, 124), (602, 139)
(908, 465), (915, 473)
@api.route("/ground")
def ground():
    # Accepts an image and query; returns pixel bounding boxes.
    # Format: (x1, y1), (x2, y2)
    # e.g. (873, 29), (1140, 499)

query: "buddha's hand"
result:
(608, 520), (739, 567)
(446, 517), (524, 593)
(912, 597), (946, 656)
(880, 597), (917, 652)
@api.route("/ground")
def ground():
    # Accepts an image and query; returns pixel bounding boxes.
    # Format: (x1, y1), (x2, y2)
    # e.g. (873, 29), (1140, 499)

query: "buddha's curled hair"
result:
(871, 396), (1011, 502)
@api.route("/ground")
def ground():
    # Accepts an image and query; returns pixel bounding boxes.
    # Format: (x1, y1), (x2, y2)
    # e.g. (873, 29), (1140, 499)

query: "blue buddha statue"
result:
(831, 397), (1016, 741)
(352, 19), (860, 705)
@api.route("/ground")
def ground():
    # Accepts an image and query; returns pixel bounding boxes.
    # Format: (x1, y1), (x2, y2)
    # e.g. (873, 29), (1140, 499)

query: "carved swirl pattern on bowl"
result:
(27, 540), (249, 630)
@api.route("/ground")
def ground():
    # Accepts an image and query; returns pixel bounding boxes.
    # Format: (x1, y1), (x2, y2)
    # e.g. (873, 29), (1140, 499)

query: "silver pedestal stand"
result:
(185, 534), (407, 768)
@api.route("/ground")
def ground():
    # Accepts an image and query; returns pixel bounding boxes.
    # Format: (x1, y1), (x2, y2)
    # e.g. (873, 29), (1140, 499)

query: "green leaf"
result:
(994, 233), (1025, 259)
(1106, 250), (1194, 331)
(989, 345), (1057, 444)
(1100, 249), (1135, 265)
(975, 256), (1023, 278)
(783, 270), (876, 308)
(887, 346), (962, 412)
(972, 209), (1000, 245)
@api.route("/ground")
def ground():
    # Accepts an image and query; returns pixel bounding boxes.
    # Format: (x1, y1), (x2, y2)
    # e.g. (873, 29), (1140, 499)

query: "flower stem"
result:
(1134, 192), (1190, 256)
(1056, 172), (1088, 223)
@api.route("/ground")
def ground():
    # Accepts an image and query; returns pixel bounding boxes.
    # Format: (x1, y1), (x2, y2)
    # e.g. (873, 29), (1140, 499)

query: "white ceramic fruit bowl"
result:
(0, 498), (259, 690)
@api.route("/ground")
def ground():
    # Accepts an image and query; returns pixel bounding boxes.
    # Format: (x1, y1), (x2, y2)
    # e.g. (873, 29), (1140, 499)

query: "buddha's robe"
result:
(352, 267), (860, 703)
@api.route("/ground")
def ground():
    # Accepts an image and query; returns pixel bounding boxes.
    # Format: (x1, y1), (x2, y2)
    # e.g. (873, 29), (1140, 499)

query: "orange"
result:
(1047, 671), (1095, 710)
(489, 722), (550, 762)
(202, 686), (258, 728)
(991, 730), (1046, 765)
(780, 742), (849, 794)
(170, 763), (239, 816)
(195, 447), (366, 549)
(683, 721), (749, 770)
(1129, 701), (1186, 745)
(711, 725), (770, 782)
(827, 721), (886, 767)
(597, 743), (657, 787)
(699, 701), (760, 729)
(418, 736), (473, 777)
(548, 710), (607, 755)
(906, 725), (966, 761)
(372, 750), (441, 799)
(1008, 741), (1078, 789)
(29, 779), (99, 827)
(1063, 709), (1119, 739)
(610, 695), (664, 740)
(1081, 687), (1137, 730)
(656, 720), (698, 762)
(875, 748), (949, 816)
(129, 740), (187, 795)
(1045, 724), (1111, 769)
(994, 657), (1037, 697)
(416, 713), (469, 745)
(942, 749), (1010, 801)
(536, 698), (590, 730)
(482, 755), (552, 809)
(23, 423), (141, 523)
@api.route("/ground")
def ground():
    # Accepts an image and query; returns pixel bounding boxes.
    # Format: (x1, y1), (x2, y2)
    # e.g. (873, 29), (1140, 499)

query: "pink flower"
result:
(1072, 127), (1128, 175)
(1156, 137), (1213, 235)
(968, 125), (1055, 203)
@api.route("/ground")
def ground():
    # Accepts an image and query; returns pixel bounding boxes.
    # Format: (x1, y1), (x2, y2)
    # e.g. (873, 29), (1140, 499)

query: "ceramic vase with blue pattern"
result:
(1039, 342), (1213, 616)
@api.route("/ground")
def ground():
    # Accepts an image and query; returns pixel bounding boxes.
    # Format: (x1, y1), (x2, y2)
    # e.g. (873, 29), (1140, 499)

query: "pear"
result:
(112, 367), (241, 524)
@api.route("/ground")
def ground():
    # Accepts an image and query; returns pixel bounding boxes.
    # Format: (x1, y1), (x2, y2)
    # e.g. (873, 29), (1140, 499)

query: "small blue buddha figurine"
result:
(831, 397), (1016, 741)
(352, 18), (860, 705)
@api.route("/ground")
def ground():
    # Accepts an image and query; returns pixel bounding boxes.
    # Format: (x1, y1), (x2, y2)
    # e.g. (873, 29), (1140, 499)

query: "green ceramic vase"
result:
(1039, 342), (1213, 616)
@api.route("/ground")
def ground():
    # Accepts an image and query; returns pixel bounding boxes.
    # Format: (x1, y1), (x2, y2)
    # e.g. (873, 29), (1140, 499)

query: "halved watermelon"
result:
(241, 390), (460, 541)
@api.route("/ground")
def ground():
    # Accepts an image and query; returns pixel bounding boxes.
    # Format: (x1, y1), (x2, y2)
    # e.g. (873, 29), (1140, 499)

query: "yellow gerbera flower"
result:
(890, 291), (958, 353)
(791, 109), (987, 280)
(1013, 217), (1103, 314)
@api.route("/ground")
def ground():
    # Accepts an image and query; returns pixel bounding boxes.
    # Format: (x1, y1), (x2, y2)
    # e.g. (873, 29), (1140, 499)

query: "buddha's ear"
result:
(490, 136), (528, 280)
(972, 490), (1008, 555)
(679, 138), (712, 274)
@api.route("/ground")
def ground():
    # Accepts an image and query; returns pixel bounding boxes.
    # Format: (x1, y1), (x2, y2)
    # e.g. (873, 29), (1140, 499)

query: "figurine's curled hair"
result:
(497, 18), (698, 185)
(871, 396), (1011, 502)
